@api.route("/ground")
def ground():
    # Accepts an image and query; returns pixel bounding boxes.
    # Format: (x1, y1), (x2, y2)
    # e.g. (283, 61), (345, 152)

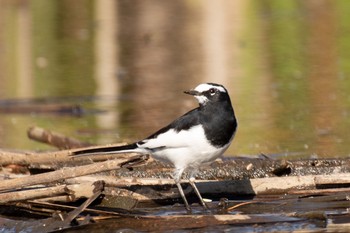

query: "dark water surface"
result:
(1, 0), (350, 159)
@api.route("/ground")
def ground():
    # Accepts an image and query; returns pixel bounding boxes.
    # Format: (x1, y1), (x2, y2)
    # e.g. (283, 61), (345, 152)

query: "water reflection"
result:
(117, 0), (202, 137)
(1, 0), (350, 158)
(94, 0), (119, 144)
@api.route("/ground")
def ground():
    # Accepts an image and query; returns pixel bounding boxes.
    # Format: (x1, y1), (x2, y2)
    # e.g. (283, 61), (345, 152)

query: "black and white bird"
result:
(72, 83), (237, 211)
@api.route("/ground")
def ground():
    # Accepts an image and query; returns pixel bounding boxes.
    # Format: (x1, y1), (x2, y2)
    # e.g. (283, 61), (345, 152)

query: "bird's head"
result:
(184, 83), (230, 106)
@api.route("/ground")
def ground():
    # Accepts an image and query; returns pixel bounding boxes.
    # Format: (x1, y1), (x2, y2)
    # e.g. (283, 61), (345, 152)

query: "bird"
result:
(72, 83), (237, 211)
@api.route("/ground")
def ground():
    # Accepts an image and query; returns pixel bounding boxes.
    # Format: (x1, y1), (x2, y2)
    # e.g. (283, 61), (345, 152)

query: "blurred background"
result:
(1, 0), (350, 158)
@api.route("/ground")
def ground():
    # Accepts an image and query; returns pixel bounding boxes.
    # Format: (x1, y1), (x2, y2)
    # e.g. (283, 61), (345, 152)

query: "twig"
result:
(226, 201), (258, 211)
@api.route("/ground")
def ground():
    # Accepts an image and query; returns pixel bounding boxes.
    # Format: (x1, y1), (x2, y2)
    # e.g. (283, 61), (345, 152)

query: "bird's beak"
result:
(184, 89), (200, 96)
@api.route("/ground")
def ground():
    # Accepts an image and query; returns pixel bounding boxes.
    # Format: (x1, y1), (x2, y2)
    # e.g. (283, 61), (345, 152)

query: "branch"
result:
(0, 154), (148, 192)
(0, 182), (97, 204)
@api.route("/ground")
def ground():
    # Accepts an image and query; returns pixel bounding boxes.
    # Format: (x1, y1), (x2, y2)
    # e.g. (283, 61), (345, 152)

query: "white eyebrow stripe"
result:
(194, 83), (226, 93)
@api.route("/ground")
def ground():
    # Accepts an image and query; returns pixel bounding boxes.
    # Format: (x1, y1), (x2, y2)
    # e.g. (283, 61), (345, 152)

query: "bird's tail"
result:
(71, 143), (139, 156)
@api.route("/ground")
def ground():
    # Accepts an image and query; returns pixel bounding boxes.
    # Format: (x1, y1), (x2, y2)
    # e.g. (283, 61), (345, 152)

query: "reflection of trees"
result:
(118, 1), (202, 138)
(305, 0), (339, 156)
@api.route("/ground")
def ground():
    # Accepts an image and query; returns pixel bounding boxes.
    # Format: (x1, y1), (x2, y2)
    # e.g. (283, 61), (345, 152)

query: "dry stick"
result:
(27, 126), (92, 149)
(0, 185), (68, 204)
(68, 176), (174, 187)
(0, 154), (147, 192)
(0, 146), (137, 166)
(226, 201), (258, 211)
(27, 201), (125, 217)
(0, 182), (96, 204)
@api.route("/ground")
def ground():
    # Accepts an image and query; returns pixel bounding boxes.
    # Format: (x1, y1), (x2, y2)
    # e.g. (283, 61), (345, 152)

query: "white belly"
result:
(139, 125), (232, 170)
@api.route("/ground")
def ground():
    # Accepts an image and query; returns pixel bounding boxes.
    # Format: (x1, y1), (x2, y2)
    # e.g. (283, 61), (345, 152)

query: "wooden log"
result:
(0, 154), (148, 192)
(27, 126), (92, 149)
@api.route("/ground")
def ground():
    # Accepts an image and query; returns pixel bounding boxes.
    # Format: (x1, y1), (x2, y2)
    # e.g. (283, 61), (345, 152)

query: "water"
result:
(1, 0), (350, 158)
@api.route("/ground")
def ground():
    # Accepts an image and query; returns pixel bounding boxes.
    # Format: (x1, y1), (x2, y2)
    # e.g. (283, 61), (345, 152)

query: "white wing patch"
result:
(139, 126), (204, 149)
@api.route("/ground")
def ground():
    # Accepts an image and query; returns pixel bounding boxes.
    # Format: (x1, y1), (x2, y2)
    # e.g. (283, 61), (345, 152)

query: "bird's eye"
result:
(209, 88), (216, 95)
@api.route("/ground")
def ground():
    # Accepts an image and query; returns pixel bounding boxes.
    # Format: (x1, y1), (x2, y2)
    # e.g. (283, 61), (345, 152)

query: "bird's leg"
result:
(188, 169), (209, 209)
(188, 177), (209, 209)
(175, 179), (191, 212)
(173, 168), (191, 212)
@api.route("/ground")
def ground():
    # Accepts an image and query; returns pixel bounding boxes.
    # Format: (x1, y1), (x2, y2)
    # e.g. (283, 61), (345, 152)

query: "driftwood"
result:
(2, 187), (348, 232)
(2, 142), (350, 202)
(2, 127), (350, 231)
(4, 172), (350, 206)
(27, 126), (93, 149)
(0, 181), (104, 232)
(2, 141), (350, 202)
(1, 166), (350, 232)
(63, 173), (350, 206)
(0, 154), (148, 192)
